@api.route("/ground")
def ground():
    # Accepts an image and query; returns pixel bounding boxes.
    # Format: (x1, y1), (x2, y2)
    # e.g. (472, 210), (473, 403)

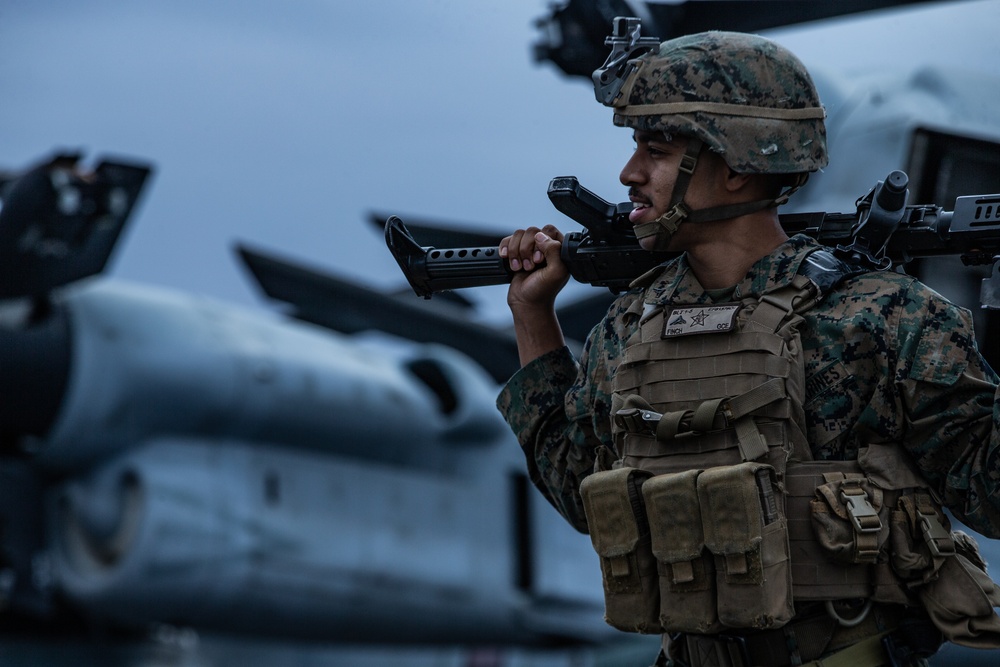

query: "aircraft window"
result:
(404, 359), (458, 415)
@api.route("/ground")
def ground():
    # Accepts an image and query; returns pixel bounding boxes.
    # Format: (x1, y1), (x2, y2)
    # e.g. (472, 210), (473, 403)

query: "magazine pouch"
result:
(580, 467), (662, 634)
(642, 469), (722, 634)
(698, 462), (794, 629)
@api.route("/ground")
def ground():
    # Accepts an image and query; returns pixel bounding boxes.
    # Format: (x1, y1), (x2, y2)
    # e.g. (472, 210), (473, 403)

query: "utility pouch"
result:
(810, 475), (888, 565)
(580, 467), (661, 634)
(697, 462), (794, 629)
(642, 469), (722, 634)
(889, 491), (954, 582)
(891, 494), (1000, 650)
(918, 530), (1000, 649)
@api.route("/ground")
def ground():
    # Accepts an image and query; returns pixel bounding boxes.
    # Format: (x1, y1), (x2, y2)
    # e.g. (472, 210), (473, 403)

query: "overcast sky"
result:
(2, 0), (998, 325)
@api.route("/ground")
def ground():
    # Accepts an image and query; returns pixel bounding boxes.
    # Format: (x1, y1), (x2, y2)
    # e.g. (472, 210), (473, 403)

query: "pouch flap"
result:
(697, 462), (764, 554)
(814, 477), (883, 522)
(919, 552), (1000, 649)
(811, 476), (887, 565)
(642, 470), (703, 562)
(581, 468), (651, 558)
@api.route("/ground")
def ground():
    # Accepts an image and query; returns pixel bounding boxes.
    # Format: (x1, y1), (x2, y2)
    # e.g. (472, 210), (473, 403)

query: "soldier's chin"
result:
(637, 233), (669, 252)
(637, 235), (658, 251)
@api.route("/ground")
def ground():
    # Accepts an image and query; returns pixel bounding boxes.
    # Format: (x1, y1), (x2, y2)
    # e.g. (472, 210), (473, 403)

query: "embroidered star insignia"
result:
(690, 311), (709, 326)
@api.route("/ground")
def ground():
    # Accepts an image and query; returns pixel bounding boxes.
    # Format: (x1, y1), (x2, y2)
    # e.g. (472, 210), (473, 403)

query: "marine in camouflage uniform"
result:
(498, 243), (1000, 537)
(497, 26), (1000, 667)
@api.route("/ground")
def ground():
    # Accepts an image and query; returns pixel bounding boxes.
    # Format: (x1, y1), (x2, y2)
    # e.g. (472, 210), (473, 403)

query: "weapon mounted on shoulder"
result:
(385, 172), (1000, 309)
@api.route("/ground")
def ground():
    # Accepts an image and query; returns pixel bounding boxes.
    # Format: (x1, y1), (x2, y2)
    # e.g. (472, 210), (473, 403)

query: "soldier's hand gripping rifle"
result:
(385, 171), (1000, 309)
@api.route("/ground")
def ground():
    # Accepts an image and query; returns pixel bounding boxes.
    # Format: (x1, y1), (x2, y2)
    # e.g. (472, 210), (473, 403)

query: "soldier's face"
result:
(620, 131), (721, 250)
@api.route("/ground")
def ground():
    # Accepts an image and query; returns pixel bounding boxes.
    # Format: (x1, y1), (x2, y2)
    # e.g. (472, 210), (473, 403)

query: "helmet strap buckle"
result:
(658, 203), (689, 231)
(678, 152), (698, 176)
(635, 203), (689, 249)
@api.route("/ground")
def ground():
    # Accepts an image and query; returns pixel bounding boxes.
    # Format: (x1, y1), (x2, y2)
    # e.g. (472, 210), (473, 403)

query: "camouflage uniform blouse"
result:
(497, 235), (1000, 537)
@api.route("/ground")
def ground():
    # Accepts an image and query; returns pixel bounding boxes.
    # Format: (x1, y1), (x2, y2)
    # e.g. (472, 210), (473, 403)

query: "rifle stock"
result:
(385, 174), (1000, 308)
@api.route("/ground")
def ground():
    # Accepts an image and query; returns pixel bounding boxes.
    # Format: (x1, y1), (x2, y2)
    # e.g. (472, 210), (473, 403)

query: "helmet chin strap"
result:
(633, 137), (702, 251)
(633, 137), (810, 251)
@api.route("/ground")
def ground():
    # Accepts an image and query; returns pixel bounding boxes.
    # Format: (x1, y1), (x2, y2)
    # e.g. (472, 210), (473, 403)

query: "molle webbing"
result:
(612, 277), (816, 470)
(784, 461), (887, 602)
(620, 420), (788, 460)
(616, 338), (795, 418)
(617, 332), (788, 380)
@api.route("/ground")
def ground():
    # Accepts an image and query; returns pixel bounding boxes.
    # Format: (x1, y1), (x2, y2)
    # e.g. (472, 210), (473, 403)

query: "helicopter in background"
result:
(2, 1), (1000, 666)
(0, 154), (631, 664)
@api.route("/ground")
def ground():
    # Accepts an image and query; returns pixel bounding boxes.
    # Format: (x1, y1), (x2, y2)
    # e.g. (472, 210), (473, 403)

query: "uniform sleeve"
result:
(496, 345), (602, 533)
(496, 287), (639, 533)
(890, 283), (1000, 537)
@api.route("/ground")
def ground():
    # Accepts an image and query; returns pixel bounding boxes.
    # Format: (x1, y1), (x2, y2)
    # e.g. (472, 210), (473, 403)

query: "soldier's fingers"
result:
(501, 229), (531, 270)
(499, 233), (515, 258)
(502, 227), (546, 271)
(517, 226), (547, 270)
(540, 224), (564, 243)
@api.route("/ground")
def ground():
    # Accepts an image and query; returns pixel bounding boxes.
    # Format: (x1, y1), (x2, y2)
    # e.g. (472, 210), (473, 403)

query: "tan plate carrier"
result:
(579, 260), (1000, 648)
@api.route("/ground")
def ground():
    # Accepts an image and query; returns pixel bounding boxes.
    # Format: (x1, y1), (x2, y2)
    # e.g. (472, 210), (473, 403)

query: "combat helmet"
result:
(593, 19), (828, 247)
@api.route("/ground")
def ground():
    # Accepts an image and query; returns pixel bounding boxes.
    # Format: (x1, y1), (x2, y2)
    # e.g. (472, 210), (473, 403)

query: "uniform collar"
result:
(644, 234), (821, 305)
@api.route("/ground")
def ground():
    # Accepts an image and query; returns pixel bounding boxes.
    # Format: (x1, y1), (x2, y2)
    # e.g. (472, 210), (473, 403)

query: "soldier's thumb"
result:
(534, 231), (562, 260)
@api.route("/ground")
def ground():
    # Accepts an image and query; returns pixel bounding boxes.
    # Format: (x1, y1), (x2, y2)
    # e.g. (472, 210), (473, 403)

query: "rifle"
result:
(385, 171), (1000, 309)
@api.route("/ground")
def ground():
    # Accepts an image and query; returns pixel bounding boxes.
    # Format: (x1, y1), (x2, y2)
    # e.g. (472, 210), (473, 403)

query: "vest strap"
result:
(692, 397), (725, 432)
(733, 416), (769, 461)
(725, 377), (787, 420)
(657, 409), (687, 440)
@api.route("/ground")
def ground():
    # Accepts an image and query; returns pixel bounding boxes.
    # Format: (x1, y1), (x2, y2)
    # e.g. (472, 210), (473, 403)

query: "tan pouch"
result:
(889, 491), (953, 582)
(810, 475), (888, 565)
(698, 462), (794, 630)
(642, 469), (721, 634)
(580, 467), (662, 634)
(913, 529), (1000, 649)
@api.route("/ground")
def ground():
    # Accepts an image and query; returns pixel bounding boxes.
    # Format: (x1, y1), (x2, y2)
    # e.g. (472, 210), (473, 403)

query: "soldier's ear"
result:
(722, 165), (754, 194)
